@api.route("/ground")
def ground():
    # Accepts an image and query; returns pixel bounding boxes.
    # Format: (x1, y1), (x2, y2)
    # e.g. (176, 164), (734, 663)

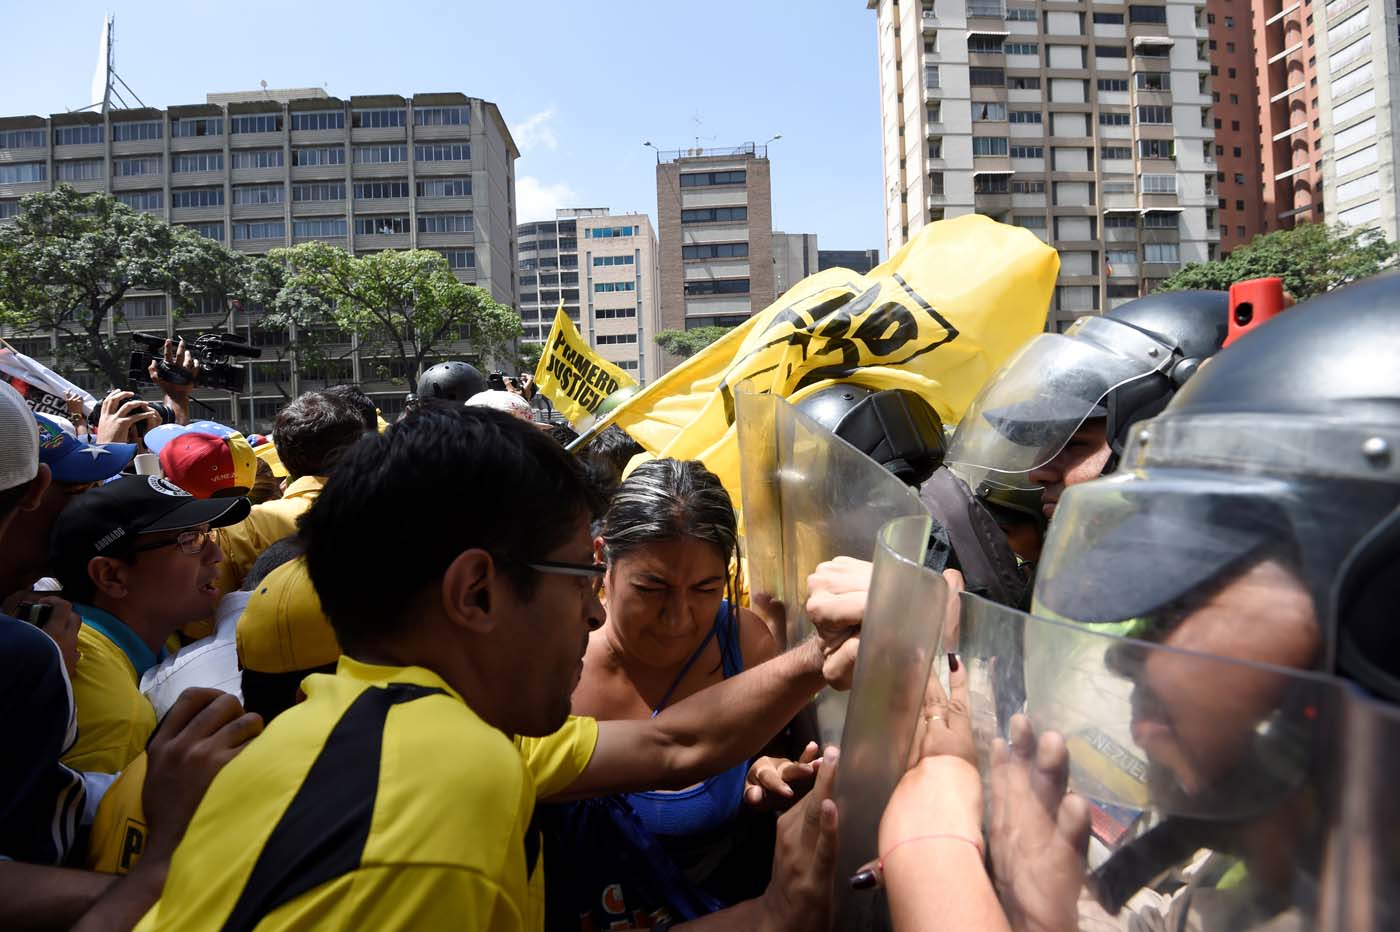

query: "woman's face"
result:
(604, 536), (730, 669)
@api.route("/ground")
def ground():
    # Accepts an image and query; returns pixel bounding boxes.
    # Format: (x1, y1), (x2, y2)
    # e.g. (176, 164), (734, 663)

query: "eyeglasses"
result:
(526, 560), (606, 595)
(129, 527), (214, 557)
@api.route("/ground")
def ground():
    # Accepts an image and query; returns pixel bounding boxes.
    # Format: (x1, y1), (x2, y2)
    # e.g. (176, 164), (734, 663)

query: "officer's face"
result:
(1028, 419), (1112, 518)
(1119, 560), (1318, 797)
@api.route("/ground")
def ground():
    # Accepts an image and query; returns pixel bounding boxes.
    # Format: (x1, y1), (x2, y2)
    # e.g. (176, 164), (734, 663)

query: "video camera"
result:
(128, 332), (262, 393)
(487, 372), (532, 392)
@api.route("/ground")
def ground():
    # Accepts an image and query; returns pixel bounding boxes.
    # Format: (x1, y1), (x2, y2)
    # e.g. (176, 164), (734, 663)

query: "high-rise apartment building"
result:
(819, 248), (883, 274)
(1315, 0), (1400, 236)
(1206, 1), (1268, 251)
(516, 209), (661, 384)
(0, 88), (517, 428)
(867, 0), (1218, 326)
(772, 231), (820, 295)
(655, 145), (774, 369)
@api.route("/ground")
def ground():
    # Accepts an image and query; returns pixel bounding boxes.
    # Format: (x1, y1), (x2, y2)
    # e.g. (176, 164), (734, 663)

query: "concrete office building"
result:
(867, 0), (1218, 327)
(772, 232), (820, 295)
(516, 208), (661, 384)
(0, 88), (517, 429)
(1315, 0), (1400, 237)
(655, 144), (775, 369)
(819, 248), (883, 274)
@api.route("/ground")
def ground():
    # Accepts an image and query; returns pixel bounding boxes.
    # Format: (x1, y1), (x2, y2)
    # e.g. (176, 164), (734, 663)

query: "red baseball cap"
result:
(158, 432), (257, 499)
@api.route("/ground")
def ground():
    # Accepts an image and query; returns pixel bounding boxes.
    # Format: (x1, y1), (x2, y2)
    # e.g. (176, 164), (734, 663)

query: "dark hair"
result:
(580, 426), (644, 490)
(547, 423), (580, 447)
(600, 458), (741, 606)
(300, 405), (602, 651)
(274, 392), (369, 479)
(321, 384), (379, 432)
(243, 535), (307, 591)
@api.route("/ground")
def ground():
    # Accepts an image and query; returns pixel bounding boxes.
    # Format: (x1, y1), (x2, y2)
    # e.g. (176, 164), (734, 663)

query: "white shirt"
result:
(140, 590), (250, 718)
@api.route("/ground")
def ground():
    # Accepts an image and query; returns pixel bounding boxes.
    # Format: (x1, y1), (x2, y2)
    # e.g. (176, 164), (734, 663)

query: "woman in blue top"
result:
(541, 458), (792, 930)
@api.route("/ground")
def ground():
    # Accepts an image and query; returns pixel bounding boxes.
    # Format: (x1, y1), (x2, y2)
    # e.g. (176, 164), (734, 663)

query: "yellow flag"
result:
(594, 215), (1059, 495)
(533, 307), (638, 426)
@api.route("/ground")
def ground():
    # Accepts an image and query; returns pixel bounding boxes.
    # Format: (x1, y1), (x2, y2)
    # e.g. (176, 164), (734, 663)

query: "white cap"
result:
(465, 389), (535, 422)
(0, 381), (39, 492)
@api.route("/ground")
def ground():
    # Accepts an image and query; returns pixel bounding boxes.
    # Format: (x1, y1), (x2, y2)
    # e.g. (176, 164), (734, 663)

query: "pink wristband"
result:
(879, 832), (984, 870)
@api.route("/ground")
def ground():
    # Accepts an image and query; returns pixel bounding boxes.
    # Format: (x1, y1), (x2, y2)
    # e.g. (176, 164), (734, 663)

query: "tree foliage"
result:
(1156, 222), (1399, 300)
(0, 186), (272, 386)
(264, 243), (522, 394)
(655, 326), (735, 360)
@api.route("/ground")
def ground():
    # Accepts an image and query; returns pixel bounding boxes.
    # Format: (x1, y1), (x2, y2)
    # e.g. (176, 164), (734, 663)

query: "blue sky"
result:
(2, 0), (886, 255)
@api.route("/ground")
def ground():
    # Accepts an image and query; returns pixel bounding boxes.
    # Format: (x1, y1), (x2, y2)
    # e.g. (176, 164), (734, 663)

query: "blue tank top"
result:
(623, 602), (747, 836)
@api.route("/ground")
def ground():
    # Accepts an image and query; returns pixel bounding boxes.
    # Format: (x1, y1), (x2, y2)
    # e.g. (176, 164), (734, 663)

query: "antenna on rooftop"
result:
(76, 14), (147, 113)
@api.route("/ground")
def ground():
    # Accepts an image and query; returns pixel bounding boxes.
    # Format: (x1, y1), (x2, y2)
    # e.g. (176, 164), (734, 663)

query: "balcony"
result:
(965, 0), (1006, 18)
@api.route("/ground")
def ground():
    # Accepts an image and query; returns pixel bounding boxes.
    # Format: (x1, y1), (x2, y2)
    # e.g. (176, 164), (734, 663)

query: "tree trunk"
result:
(87, 304), (126, 390)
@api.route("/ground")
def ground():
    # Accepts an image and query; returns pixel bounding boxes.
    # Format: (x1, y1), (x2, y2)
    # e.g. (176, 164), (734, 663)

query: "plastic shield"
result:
(830, 515), (951, 932)
(958, 592), (1384, 930)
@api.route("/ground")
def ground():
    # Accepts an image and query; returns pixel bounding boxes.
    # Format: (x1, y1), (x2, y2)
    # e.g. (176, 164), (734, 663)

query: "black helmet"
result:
(794, 383), (946, 486)
(416, 362), (486, 403)
(1035, 272), (1400, 661)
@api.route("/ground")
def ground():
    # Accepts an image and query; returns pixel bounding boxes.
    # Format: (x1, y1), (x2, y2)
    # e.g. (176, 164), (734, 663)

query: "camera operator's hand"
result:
(95, 390), (160, 445)
(150, 339), (200, 424)
(65, 390), (91, 437)
(517, 373), (537, 401)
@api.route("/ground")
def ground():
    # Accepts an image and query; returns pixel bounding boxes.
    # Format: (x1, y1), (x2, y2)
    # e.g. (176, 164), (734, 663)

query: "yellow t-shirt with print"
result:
(134, 657), (597, 931)
(63, 619), (158, 774)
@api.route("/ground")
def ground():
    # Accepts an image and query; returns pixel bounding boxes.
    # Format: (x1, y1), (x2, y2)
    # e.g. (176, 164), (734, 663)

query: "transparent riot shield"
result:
(830, 515), (951, 932)
(957, 592), (1368, 931)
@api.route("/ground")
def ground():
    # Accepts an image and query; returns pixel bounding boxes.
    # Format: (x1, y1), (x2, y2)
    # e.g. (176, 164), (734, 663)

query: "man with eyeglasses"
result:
(49, 476), (250, 772)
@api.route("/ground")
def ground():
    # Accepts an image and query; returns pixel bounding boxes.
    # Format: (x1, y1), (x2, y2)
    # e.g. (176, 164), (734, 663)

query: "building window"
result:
(1009, 110), (1043, 123)
(1014, 215), (1047, 229)
(293, 218), (347, 238)
(414, 106), (470, 126)
(1095, 45), (1128, 58)
(290, 111), (344, 131)
(1129, 4), (1168, 23)
(972, 137), (1010, 156)
(230, 114), (282, 135)
(181, 222), (225, 241)
(354, 145), (408, 164)
(968, 34), (1007, 53)
(116, 190), (163, 211)
(440, 248), (475, 269)
(113, 155), (162, 177)
(172, 152), (224, 173)
(354, 216), (410, 235)
(232, 184), (285, 206)
(54, 124), (104, 146)
(171, 187), (225, 208)
(682, 279), (744, 296)
(1104, 214), (1138, 228)
(1011, 179), (1046, 193)
(1098, 78), (1129, 92)
(1136, 105), (1172, 124)
(231, 148), (284, 169)
(1142, 211), (1179, 229)
(596, 334), (638, 345)
(1099, 111), (1132, 126)
(929, 139), (943, 158)
(974, 174), (1011, 194)
(1234, 172), (1245, 184)
(679, 170), (747, 187)
(351, 108), (406, 128)
(1004, 41), (1039, 55)
(353, 180), (410, 199)
(1010, 144), (1044, 158)
(1136, 72), (1168, 91)
(927, 103), (942, 124)
(292, 146), (345, 166)
(292, 182), (346, 202)
(1224, 15), (1234, 26)
(1138, 139), (1175, 159)
(973, 101), (1008, 121)
(415, 143), (471, 162)
(1006, 7), (1037, 20)
(595, 307), (637, 320)
(416, 177), (471, 198)
(1235, 199), (1246, 210)
(1008, 76), (1041, 90)
(969, 67), (1006, 86)
(926, 65), (941, 89)
(680, 207), (747, 224)
(1093, 11), (1124, 23)
(0, 129), (47, 149)
(1144, 242), (1180, 264)
(1233, 146), (1243, 157)
(1100, 146), (1133, 160)
(111, 121), (163, 141)
(594, 254), (639, 266)
(418, 213), (473, 234)
(170, 116), (224, 138)
(55, 159), (104, 181)
(586, 226), (638, 238)
(1141, 174), (1177, 194)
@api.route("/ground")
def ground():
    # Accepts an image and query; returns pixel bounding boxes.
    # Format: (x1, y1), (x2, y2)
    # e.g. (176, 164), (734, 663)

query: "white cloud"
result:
(514, 108), (559, 153)
(516, 175), (577, 222)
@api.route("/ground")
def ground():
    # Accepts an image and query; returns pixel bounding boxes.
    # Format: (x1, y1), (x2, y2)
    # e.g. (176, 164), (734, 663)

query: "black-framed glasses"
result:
(129, 527), (213, 557)
(526, 560), (606, 594)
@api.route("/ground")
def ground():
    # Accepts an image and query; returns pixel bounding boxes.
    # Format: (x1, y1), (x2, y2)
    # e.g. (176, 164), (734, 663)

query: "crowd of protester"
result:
(2, 270), (1398, 932)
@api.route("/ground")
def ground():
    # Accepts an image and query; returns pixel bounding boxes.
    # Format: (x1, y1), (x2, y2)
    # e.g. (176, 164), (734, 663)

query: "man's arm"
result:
(0, 863), (116, 931)
(549, 638), (829, 801)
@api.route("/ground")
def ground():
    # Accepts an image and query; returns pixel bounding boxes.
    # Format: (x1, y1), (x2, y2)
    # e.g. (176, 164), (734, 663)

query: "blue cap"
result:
(35, 415), (136, 484)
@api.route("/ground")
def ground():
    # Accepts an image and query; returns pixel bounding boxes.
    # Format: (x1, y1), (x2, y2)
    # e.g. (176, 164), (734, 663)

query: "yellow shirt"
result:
(212, 475), (324, 596)
(63, 608), (159, 774)
(134, 657), (598, 931)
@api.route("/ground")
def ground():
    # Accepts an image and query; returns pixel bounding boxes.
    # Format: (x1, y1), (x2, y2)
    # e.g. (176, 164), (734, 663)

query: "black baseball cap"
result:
(50, 475), (250, 579)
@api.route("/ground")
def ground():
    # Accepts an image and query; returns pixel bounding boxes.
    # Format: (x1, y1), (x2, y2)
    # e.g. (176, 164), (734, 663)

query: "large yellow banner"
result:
(592, 215), (1059, 494)
(533, 307), (637, 425)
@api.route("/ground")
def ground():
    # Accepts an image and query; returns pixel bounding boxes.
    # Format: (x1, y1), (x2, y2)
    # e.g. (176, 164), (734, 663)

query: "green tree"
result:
(264, 243), (522, 395)
(0, 186), (270, 386)
(1157, 222), (1399, 300)
(517, 340), (545, 376)
(655, 326), (735, 359)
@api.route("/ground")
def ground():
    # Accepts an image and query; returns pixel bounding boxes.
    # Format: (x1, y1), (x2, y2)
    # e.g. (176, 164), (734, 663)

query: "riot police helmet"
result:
(416, 361), (487, 404)
(793, 382), (947, 486)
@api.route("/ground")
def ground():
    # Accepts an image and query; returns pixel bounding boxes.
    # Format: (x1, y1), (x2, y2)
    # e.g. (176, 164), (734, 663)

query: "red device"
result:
(1225, 277), (1287, 347)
